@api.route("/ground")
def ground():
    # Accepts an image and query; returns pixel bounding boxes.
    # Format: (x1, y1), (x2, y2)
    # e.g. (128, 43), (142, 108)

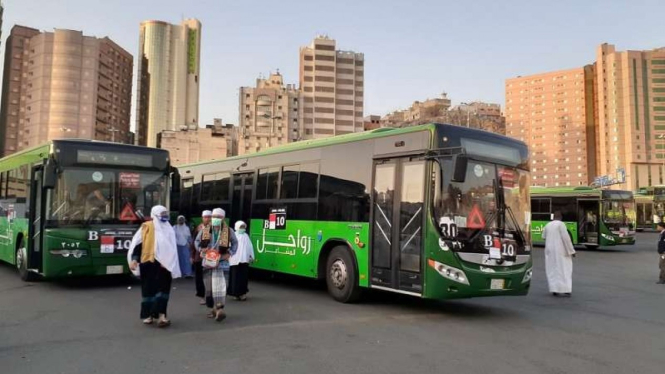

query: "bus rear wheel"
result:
(325, 246), (361, 303)
(16, 240), (36, 282)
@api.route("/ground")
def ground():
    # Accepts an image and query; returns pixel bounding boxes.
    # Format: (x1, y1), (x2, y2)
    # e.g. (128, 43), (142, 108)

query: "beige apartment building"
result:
(596, 43), (665, 190)
(505, 67), (596, 187)
(507, 43), (665, 190)
(238, 72), (302, 155)
(299, 36), (364, 138)
(158, 120), (237, 166)
(0, 26), (133, 156)
(136, 19), (201, 147)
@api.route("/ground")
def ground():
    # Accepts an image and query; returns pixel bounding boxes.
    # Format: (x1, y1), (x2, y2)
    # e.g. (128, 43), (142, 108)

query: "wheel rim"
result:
(16, 246), (26, 271)
(330, 259), (348, 289)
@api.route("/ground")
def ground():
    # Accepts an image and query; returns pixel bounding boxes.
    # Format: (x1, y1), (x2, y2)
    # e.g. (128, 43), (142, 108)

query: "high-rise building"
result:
(238, 72), (302, 154)
(595, 43), (665, 190)
(0, 26), (133, 156)
(505, 67), (596, 187)
(136, 19), (201, 147)
(158, 119), (238, 166)
(299, 36), (364, 138)
(507, 43), (665, 191)
(0, 25), (40, 156)
(1, 2), (4, 50)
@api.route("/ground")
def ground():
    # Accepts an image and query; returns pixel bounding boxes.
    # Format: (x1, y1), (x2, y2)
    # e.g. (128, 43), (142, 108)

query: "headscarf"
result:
(234, 220), (246, 231)
(127, 205), (181, 278)
(174, 215), (191, 245)
(202, 210), (212, 217)
(230, 220), (254, 266)
(212, 208), (225, 217)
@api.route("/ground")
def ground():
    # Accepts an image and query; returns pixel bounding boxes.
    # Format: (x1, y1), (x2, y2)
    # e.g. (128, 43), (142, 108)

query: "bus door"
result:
(232, 172), (255, 229)
(27, 167), (44, 271)
(371, 157), (426, 294)
(577, 199), (599, 245)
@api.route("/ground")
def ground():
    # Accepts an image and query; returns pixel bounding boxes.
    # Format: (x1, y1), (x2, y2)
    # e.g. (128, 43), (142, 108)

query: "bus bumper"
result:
(42, 254), (129, 278)
(424, 259), (531, 300)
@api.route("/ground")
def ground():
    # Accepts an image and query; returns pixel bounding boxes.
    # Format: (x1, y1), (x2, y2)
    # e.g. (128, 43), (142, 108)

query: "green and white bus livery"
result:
(0, 140), (174, 280)
(175, 123), (532, 302)
(530, 187), (636, 249)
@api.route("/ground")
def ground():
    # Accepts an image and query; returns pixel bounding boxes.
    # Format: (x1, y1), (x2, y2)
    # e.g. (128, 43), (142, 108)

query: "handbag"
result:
(202, 249), (221, 269)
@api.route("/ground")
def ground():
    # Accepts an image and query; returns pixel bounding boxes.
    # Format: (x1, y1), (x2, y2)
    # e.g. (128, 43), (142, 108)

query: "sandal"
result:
(142, 317), (154, 325)
(157, 315), (171, 327)
(215, 308), (226, 322)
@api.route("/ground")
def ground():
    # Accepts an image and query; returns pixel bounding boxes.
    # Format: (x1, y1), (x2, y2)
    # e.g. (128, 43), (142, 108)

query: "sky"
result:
(2, 0), (664, 130)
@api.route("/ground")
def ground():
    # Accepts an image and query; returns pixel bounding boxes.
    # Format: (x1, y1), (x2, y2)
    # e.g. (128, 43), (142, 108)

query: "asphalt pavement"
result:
(0, 232), (663, 374)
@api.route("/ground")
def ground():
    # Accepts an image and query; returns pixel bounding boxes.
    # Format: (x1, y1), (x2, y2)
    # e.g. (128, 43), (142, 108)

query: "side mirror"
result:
(171, 166), (181, 194)
(451, 154), (468, 183)
(43, 158), (58, 189)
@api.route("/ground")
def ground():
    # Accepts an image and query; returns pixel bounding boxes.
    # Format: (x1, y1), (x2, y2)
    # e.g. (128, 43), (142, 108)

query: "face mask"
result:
(211, 218), (222, 226)
(159, 216), (169, 222)
(237, 229), (246, 234)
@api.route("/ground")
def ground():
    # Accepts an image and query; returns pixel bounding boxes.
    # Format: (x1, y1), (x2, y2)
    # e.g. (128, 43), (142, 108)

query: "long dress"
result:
(133, 243), (172, 319)
(542, 220), (576, 293)
(228, 232), (254, 297)
(195, 225), (237, 309)
(127, 206), (181, 320)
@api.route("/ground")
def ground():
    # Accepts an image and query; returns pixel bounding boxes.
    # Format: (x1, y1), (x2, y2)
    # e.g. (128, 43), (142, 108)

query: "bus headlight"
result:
(50, 250), (87, 258)
(522, 268), (533, 283)
(428, 259), (470, 285)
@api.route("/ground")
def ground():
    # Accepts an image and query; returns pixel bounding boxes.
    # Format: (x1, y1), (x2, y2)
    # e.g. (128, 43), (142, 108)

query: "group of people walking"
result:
(127, 206), (254, 327)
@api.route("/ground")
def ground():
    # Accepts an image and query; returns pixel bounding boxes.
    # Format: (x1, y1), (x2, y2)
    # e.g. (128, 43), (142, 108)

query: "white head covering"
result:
(212, 208), (225, 217)
(202, 210), (212, 217)
(234, 220), (247, 231)
(230, 220), (254, 266)
(127, 205), (181, 278)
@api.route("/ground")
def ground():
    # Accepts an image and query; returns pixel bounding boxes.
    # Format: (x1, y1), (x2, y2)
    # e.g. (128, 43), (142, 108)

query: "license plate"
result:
(490, 279), (505, 290)
(106, 265), (123, 274)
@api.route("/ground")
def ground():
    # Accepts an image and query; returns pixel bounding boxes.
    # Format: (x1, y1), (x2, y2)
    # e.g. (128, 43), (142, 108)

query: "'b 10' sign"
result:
(264, 208), (286, 230)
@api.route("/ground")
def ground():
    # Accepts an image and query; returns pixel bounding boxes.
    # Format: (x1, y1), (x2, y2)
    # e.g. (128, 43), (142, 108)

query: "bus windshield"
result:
(602, 199), (635, 232)
(433, 158), (530, 246)
(47, 168), (168, 225)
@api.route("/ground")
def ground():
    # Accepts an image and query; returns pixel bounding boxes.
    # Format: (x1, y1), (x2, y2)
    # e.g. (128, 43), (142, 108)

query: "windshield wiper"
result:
(496, 177), (527, 245)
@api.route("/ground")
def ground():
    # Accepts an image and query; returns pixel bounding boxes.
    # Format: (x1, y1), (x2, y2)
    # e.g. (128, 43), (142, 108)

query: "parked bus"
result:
(174, 123), (532, 303)
(530, 187), (636, 248)
(635, 186), (665, 231)
(0, 140), (175, 281)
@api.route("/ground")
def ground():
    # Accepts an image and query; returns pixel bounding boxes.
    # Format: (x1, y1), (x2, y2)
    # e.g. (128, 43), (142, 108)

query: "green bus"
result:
(174, 123), (532, 303)
(0, 140), (174, 281)
(635, 186), (665, 231)
(530, 186), (636, 248)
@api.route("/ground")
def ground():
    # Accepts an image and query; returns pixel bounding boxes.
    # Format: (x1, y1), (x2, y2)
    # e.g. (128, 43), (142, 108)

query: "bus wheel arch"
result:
(318, 240), (361, 303)
(15, 235), (36, 282)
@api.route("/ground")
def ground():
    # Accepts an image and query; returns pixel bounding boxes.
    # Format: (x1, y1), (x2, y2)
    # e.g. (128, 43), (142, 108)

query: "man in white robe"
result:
(542, 211), (576, 297)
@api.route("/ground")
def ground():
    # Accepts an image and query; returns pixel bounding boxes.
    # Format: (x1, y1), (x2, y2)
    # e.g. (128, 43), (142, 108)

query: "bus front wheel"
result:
(16, 241), (36, 282)
(325, 246), (361, 303)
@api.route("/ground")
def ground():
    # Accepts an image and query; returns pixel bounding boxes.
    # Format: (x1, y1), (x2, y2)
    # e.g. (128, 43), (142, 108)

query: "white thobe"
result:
(542, 220), (576, 293)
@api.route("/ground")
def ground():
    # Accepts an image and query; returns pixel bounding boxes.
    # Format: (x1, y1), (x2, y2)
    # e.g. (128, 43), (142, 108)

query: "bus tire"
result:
(585, 244), (599, 250)
(16, 240), (36, 282)
(325, 246), (361, 303)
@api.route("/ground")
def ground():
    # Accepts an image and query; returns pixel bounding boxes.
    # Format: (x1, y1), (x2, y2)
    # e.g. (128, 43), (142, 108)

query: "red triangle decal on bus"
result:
(467, 204), (486, 229)
(120, 203), (138, 221)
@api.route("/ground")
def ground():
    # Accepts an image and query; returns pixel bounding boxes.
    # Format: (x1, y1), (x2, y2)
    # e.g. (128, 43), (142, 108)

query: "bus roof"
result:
(0, 139), (168, 172)
(530, 186), (633, 198)
(181, 123), (526, 168)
